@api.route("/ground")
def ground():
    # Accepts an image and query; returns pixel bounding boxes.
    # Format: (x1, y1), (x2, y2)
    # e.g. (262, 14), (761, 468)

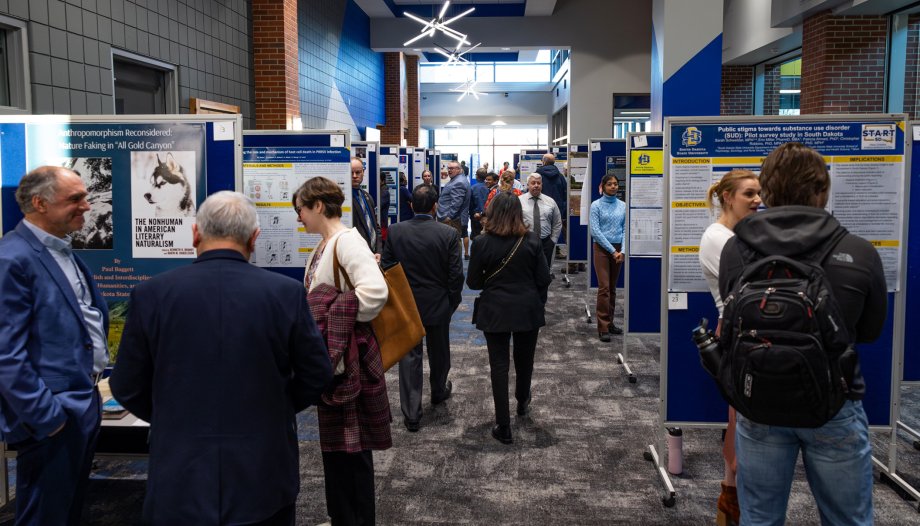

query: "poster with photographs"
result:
(130, 151), (198, 258)
(63, 157), (114, 249)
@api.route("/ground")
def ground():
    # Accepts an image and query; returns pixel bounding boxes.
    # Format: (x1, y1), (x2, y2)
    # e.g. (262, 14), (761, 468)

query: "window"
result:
(431, 126), (548, 172)
(112, 50), (177, 114)
(420, 61), (551, 84)
(754, 53), (801, 116)
(0, 15), (30, 113)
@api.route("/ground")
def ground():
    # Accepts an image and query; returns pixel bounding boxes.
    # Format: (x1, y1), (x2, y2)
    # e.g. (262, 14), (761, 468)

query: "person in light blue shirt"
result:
(0, 166), (109, 525)
(589, 174), (626, 341)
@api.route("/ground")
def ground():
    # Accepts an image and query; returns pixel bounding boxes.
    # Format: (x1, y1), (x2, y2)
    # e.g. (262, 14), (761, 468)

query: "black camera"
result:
(692, 318), (721, 379)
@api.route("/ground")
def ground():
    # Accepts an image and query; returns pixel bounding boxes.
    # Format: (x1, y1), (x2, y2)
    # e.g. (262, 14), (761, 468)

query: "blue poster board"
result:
(586, 140), (626, 289)
(905, 123), (920, 382)
(625, 133), (663, 334)
(353, 141), (379, 208)
(0, 115), (242, 363)
(663, 116), (907, 427)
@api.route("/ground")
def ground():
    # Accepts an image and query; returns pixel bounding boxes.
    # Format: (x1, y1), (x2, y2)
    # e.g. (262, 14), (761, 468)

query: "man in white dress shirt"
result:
(519, 173), (563, 269)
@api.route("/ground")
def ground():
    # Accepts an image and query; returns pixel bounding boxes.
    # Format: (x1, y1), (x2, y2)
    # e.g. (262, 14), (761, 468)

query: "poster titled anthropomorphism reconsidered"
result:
(667, 119), (906, 292)
(242, 145), (351, 268)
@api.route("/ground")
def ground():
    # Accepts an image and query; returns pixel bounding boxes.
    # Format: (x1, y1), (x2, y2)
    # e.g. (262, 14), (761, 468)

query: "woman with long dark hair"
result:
(467, 192), (551, 444)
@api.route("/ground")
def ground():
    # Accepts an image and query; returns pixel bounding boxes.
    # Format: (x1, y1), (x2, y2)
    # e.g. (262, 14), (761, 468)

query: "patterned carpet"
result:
(2, 262), (920, 525)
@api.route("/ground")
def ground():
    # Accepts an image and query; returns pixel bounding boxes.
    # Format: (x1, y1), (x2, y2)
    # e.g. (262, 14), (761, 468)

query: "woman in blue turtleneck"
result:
(589, 174), (626, 341)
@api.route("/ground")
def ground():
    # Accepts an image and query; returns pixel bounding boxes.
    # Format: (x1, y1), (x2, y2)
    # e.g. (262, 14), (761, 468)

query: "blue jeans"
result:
(735, 400), (872, 526)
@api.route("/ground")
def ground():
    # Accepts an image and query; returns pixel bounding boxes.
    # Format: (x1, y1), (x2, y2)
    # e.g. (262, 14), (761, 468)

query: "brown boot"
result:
(716, 483), (740, 526)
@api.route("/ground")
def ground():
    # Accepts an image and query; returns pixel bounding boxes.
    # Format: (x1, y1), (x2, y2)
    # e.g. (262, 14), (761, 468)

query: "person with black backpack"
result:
(717, 142), (887, 525)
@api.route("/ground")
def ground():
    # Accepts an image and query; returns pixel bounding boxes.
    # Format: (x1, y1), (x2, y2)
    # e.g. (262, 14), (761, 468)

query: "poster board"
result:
(353, 141), (380, 208)
(625, 132), (664, 334)
(585, 139), (626, 289)
(380, 145), (400, 225)
(0, 114), (242, 364)
(662, 115), (907, 427)
(242, 131), (351, 282)
(904, 122), (920, 382)
(567, 144), (589, 263)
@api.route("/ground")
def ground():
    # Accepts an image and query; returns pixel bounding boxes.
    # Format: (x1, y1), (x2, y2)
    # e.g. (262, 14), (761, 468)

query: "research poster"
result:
(628, 148), (664, 256)
(243, 145), (350, 268)
(667, 120), (906, 292)
(568, 151), (588, 216)
(518, 153), (543, 178)
(0, 118), (227, 363)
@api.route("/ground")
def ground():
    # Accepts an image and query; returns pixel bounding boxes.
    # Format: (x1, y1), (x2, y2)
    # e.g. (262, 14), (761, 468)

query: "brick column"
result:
(720, 65), (753, 115)
(801, 11), (887, 114)
(252, 0), (300, 129)
(405, 55), (420, 147)
(380, 52), (406, 145)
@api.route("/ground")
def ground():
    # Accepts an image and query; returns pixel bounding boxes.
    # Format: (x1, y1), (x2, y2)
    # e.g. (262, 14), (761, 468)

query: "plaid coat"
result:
(308, 283), (392, 453)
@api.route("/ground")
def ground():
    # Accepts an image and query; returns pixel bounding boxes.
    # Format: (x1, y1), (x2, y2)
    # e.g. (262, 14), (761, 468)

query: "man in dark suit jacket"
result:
(382, 184), (464, 431)
(110, 191), (332, 525)
(0, 166), (109, 525)
(351, 156), (383, 260)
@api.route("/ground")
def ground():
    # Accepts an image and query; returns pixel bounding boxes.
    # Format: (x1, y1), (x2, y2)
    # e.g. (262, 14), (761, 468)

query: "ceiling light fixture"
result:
(402, 1), (476, 49)
(492, 120), (506, 126)
(451, 78), (487, 101)
(434, 42), (481, 67)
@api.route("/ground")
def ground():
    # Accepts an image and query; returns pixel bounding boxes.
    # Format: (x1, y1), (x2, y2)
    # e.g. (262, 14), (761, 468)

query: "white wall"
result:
(723, 0), (797, 65)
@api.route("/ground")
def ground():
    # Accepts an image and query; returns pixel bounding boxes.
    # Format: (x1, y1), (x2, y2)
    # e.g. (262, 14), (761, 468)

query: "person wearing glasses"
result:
(0, 166), (108, 524)
(350, 156), (382, 261)
(294, 176), (390, 526)
(437, 161), (471, 241)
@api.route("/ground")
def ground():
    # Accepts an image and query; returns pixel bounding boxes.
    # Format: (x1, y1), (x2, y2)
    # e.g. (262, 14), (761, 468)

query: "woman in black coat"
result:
(467, 192), (551, 444)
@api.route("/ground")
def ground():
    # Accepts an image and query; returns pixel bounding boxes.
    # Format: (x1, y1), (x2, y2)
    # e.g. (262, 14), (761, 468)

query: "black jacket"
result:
(467, 231), (551, 333)
(719, 206), (887, 400)
(382, 215), (464, 326)
(535, 163), (567, 214)
(353, 188), (382, 253)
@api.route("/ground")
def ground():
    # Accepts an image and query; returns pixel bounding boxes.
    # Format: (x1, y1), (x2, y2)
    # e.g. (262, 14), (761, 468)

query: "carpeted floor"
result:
(2, 262), (920, 525)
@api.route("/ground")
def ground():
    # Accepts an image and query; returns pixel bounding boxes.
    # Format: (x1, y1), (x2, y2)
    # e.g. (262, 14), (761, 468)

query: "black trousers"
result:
(484, 329), (540, 426)
(321, 450), (375, 526)
(540, 236), (555, 270)
(471, 217), (484, 239)
(398, 322), (451, 421)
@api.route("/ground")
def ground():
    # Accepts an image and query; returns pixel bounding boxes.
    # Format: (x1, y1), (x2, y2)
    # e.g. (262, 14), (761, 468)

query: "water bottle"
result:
(691, 318), (721, 378)
(667, 427), (683, 475)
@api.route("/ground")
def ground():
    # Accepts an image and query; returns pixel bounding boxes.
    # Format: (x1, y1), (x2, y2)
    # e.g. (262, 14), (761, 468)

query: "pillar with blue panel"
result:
(647, 0), (724, 506)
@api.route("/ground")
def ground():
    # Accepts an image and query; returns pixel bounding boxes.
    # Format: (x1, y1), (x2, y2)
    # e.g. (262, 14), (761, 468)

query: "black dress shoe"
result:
(432, 380), (453, 405)
(599, 332), (611, 342)
(404, 419), (420, 432)
(517, 394), (532, 416)
(491, 424), (513, 444)
(609, 325), (623, 335)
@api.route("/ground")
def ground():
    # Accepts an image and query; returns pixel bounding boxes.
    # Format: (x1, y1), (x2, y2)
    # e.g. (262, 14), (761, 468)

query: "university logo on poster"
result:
(861, 124), (896, 150)
(682, 127), (702, 147)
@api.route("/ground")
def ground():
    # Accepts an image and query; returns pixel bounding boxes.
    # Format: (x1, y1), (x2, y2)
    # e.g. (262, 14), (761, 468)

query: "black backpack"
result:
(717, 227), (857, 428)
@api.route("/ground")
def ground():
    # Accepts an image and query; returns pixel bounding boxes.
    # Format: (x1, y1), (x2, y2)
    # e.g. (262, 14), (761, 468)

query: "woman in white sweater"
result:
(294, 176), (389, 526)
(698, 168), (761, 526)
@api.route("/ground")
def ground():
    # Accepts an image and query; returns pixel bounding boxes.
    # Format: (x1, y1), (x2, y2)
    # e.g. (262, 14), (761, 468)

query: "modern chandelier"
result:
(403, 1), (475, 50)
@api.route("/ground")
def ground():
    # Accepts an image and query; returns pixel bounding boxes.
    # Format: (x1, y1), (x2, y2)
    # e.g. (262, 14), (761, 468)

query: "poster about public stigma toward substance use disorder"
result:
(667, 119), (906, 292)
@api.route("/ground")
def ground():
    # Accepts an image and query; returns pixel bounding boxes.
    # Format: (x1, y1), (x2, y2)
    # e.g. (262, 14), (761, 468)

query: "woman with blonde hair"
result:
(698, 168), (761, 526)
(294, 176), (391, 526)
(484, 169), (522, 209)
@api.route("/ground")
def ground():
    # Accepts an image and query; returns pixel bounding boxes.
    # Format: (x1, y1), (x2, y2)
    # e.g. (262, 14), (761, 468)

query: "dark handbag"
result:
(332, 240), (425, 371)
(471, 236), (525, 324)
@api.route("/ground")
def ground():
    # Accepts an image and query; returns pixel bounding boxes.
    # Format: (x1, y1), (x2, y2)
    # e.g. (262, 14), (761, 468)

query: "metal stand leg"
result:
(644, 443), (676, 507)
(874, 456), (920, 509)
(617, 353), (637, 383)
(897, 420), (920, 451)
(584, 303), (592, 324)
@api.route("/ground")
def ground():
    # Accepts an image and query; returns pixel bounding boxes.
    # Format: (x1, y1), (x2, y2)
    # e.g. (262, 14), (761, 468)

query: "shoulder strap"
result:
(484, 235), (525, 283)
(331, 237), (355, 291)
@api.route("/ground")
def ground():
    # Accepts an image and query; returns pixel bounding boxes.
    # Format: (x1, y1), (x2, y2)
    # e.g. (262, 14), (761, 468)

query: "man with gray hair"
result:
(0, 166), (108, 524)
(520, 173), (563, 269)
(111, 191), (332, 525)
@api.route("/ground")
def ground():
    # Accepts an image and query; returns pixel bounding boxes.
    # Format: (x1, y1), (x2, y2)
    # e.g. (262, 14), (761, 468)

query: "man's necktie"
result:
(532, 196), (541, 238)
